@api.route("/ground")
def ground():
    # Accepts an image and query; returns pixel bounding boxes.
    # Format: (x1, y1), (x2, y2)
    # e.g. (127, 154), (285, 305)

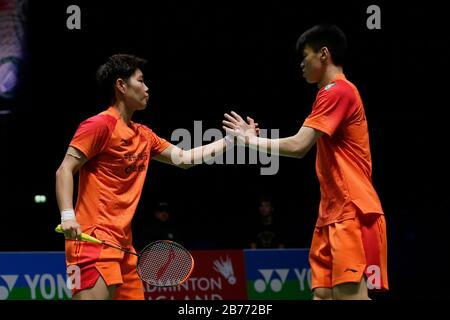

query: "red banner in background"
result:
(144, 250), (247, 300)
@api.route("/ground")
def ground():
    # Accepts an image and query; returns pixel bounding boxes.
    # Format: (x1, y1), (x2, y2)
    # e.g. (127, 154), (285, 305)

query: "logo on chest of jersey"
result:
(123, 151), (148, 175)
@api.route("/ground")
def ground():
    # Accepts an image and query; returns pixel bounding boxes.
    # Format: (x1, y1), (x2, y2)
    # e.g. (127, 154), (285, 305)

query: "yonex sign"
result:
(0, 252), (71, 300)
(244, 249), (313, 300)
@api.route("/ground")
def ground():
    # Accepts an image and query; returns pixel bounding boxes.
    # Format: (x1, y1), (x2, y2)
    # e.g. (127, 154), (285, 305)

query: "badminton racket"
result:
(55, 224), (194, 287)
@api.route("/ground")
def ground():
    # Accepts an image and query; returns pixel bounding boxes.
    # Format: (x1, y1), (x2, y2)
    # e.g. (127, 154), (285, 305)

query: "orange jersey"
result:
(69, 106), (170, 246)
(303, 74), (383, 227)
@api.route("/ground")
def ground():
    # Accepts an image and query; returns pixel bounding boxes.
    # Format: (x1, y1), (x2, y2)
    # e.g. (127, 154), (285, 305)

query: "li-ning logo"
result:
(213, 256), (236, 285)
(254, 269), (289, 293)
(0, 275), (19, 300)
(343, 265), (382, 289)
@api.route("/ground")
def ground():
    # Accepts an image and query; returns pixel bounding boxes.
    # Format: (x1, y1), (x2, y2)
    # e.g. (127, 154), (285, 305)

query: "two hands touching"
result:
(222, 111), (261, 144)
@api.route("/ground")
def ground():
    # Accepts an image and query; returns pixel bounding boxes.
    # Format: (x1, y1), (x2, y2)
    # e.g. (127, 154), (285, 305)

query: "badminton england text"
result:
(178, 304), (272, 318)
(171, 121), (280, 175)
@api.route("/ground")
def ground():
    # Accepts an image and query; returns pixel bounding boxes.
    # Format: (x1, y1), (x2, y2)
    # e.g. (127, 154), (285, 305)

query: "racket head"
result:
(136, 240), (194, 287)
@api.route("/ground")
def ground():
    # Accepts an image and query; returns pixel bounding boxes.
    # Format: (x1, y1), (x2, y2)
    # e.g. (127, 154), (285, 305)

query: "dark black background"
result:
(1, 0), (449, 299)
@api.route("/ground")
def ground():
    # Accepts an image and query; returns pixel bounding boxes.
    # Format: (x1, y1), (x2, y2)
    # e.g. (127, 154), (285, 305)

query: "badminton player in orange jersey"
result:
(223, 25), (388, 300)
(55, 54), (239, 300)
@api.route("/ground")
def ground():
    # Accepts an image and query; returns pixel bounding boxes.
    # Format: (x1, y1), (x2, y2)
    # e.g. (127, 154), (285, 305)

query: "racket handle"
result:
(55, 224), (102, 244)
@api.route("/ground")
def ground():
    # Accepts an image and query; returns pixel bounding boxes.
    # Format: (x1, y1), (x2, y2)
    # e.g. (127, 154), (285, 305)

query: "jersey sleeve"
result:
(303, 83), (355, 137)
(143, 126), (170, 156)
(69, 115), (114, 160)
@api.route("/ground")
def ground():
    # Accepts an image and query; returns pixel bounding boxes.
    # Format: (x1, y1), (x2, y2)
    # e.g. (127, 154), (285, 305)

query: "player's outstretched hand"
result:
(222, 111), (259, 144)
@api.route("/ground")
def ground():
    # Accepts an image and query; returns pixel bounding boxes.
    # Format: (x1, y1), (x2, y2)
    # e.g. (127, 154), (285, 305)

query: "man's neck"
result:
(113, 101), (134, 125)
(318, 65), (344, 89)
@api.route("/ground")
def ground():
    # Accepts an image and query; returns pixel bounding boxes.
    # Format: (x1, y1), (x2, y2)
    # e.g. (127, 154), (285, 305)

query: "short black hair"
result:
(96, 54), (147, 102)
(296, 25), (347, 66)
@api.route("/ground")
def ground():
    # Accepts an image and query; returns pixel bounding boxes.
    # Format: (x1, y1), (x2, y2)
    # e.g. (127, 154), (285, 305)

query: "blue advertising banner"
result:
(0, 252), (70, 300)
(244, 249), (313, 300)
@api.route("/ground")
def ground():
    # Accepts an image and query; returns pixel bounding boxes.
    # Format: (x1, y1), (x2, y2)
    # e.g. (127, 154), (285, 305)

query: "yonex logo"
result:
(0, 273), (74, 300)
(254, 269), (289, 293)
(0, 275), (18, 300)
(253, 268), (312, 294)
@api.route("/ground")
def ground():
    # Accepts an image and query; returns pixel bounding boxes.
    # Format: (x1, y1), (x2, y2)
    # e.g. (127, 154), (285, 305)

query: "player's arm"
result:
(248, 126), (322, 158)
(153, 138), (232, 169)
(55, 146), (86, 239)
(222, 111), (323, 159)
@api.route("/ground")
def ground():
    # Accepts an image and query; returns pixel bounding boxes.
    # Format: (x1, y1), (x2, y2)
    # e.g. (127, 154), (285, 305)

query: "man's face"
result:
(155, 210), (169, 222)
(122, 69), (149, 110)
(259, 201), (273, 216)
(300, 45), (324, 84)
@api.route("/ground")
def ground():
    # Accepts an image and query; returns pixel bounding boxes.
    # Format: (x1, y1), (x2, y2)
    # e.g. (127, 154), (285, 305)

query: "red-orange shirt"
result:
(303, 74), (383, 227)
(69, 106), (170, 246)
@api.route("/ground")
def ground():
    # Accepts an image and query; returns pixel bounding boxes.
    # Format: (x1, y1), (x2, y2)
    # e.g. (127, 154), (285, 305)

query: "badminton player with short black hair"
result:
(55, 54), (234, 300)
(223, 25), (388, 300)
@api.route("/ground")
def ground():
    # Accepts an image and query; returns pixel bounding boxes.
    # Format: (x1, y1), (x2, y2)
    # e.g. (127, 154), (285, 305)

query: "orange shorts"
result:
(309, 212), (388, 291)
(65, 229), (144, 300)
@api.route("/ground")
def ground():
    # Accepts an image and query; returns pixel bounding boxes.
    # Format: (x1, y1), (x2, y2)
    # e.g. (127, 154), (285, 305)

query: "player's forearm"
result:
(247, 135), (305, 158)
(182, 138), (229, 168)
(55, 167), (75, 212)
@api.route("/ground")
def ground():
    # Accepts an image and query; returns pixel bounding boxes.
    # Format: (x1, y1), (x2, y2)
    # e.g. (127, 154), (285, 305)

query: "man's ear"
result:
(320, 47), (330, 62)
(115, 78), (126, 94)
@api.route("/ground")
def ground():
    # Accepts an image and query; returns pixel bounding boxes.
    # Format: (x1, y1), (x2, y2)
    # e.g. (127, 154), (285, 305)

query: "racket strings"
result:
(137, 241), (193, 287)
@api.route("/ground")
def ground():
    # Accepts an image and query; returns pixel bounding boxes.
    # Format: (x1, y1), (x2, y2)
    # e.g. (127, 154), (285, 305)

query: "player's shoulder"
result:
(319, 78), (357, 101)
(135, 123), (161, 141)
(79, 110), (117, 132)
(135, 122), (154, 134)
(322, 79), (353, 94)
